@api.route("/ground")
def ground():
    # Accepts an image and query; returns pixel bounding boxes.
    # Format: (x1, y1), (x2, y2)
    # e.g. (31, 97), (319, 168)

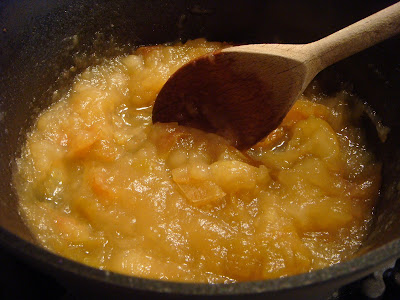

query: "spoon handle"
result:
(310, 2), (400, 70)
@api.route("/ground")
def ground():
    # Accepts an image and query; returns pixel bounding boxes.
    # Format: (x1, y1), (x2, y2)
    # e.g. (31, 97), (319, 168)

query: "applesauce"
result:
(14, 39), (381, 283)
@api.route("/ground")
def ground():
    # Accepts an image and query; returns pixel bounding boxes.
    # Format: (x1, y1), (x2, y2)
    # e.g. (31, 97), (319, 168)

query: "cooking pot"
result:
(1, 0), (400, 299)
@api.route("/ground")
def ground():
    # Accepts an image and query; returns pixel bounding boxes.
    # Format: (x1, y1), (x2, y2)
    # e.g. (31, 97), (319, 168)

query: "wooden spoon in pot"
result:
(153, 3), (400, 150)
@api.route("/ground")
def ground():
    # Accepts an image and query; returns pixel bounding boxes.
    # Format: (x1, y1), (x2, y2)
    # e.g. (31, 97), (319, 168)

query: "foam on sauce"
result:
(14, 39), (381, 283)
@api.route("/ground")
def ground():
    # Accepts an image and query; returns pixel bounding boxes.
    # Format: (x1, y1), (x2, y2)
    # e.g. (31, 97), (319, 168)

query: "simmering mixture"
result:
(14, 39), (381, 283)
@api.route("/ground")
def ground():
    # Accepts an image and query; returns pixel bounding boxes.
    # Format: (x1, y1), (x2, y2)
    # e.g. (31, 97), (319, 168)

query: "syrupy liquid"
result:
(14, 39), (380, 283)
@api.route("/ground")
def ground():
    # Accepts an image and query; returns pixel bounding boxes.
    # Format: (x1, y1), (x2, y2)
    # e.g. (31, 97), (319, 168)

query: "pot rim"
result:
(1, 226), (399, 295)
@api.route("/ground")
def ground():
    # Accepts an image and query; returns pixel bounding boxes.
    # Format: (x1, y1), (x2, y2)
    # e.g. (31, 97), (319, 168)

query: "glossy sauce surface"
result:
(15, 39), (381, 283)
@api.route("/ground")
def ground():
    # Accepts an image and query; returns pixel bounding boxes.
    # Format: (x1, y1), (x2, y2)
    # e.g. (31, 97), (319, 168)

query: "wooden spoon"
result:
(153, 3), (400, 150)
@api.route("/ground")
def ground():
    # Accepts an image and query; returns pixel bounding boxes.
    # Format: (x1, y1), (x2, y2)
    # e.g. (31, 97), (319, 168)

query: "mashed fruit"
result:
(14, 39), (381, 283)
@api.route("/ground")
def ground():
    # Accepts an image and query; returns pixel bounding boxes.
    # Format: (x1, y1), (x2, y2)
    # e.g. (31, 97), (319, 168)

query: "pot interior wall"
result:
(1, 0), (400, 267)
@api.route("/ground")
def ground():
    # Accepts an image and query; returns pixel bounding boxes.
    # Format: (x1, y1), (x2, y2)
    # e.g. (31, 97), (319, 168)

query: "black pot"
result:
(1, 0), (400, 299)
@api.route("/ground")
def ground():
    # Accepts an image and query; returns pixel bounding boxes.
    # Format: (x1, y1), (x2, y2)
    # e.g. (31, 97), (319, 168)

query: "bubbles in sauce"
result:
(14, 39), (381, 283)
